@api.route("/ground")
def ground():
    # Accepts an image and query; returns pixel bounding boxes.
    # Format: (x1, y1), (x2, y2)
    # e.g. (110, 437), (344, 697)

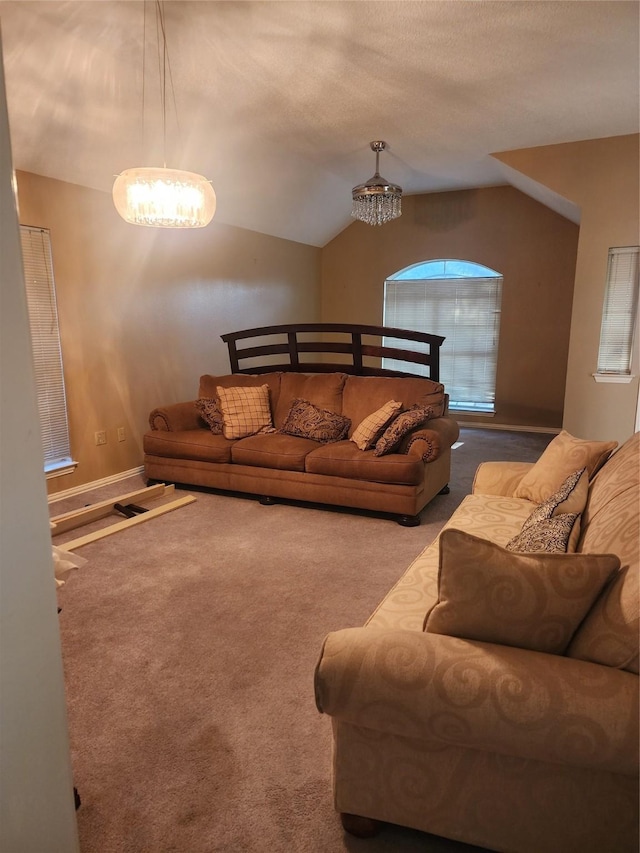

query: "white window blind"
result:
(20, 226), (73, 475)
(384, 276), (502, 412)
(596, 246), (639, 375)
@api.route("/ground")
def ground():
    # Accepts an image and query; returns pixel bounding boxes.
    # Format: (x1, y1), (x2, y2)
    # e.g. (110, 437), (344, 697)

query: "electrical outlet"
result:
(95, 430), (107, 446)
(117, 426), (126, 442)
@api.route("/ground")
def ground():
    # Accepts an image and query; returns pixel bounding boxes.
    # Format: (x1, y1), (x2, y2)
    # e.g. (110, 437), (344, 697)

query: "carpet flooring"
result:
(53, 428), (552, 853)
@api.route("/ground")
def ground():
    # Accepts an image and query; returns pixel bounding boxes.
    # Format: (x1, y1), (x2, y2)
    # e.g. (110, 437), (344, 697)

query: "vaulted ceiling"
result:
(0, 0), (638, 246)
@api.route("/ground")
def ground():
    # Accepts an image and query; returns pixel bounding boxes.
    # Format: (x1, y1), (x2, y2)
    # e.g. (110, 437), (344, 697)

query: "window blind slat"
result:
(597, 247), (639, 374)
(20, 226), (72, 470)
(383, 275), (502, 410)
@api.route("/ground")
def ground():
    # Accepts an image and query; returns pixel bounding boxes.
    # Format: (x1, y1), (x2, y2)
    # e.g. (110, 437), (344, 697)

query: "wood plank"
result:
(61, 495), (195, 550)
(50, 484), (175, 534)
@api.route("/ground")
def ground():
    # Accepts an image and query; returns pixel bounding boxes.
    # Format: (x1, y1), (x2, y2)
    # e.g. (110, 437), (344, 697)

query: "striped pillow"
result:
(217, 385), (273, 439)
(350, 400), (403, 451)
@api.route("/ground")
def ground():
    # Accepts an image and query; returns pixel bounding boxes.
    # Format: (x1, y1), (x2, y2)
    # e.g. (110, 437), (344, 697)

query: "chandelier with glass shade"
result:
(351, 141), (402, 226)
(112, 1), (216, 229)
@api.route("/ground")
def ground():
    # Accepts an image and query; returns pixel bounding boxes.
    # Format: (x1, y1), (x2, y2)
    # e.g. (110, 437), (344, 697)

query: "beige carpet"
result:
(53, 428), (551, 853)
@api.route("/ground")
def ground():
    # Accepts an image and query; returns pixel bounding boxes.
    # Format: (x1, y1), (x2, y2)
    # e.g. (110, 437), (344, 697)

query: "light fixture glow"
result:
(113, 167), (216, 228)
(351, 141), (402, 226)
(113, 2), (215, 229)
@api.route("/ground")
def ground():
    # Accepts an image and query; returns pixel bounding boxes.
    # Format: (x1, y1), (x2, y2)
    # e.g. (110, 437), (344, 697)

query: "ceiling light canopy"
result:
(112, 2), (215, 229)
(351, 141), (402, 227)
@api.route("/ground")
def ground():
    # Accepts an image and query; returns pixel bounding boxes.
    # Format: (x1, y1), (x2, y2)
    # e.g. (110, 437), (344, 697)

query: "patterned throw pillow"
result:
(195, 397), (224, 434)
(216, 384), (273, 440)
(350, 400), (403, 451)
(373, 404), (434, 456)
(280, 398), (350, 443)
(507, 468), (588, 553)
(506, 513), (581, 554)
(513, 430), (617, 503)
(424, 529), (620, 655)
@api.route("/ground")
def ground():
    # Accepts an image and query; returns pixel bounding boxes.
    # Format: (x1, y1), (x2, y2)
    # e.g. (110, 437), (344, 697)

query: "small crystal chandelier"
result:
(351, 141), (402, 226)
(113, 2), (216, 228)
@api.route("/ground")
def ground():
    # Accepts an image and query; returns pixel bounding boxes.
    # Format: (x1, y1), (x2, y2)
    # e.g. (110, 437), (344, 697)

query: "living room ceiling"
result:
(0, 1), (638, 247)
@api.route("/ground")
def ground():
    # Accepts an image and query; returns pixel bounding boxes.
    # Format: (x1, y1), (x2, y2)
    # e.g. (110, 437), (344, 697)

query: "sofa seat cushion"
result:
(143, 429), (234, 463)
(305, 441), (423, 486)
(231, 433), (321, 472)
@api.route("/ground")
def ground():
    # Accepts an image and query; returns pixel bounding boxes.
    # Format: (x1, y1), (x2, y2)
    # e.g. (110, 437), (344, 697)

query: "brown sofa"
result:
(315, 431), (639, 852)
(143, 371), (460, 525)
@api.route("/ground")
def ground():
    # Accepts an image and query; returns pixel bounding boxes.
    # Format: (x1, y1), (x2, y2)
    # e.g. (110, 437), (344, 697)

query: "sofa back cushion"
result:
(568, 432), (639, 673)
(341, 376), (445, 436)
(274, 373), (348, 428)
(199, 373), (282, 413)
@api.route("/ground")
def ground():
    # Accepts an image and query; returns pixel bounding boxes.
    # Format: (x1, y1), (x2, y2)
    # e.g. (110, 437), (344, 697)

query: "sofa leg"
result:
(439, 484), (450, 495)
(397, 514), (420, 527)
(340, 812), (383, 838)
(259, 496), (277, 505)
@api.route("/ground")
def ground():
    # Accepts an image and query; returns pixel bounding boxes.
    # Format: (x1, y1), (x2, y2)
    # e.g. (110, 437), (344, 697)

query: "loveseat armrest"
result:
(403, 417), (460, 462)
(472, 460), (534, 496)
(315, 627), (639, 776)
(149, 401), (201, 432)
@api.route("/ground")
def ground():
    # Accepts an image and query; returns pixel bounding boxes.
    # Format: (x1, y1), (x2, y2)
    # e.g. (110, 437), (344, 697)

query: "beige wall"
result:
(321, 185), (579, 430)
(16, 171), (320, 495)
(494, 134), (640, 444)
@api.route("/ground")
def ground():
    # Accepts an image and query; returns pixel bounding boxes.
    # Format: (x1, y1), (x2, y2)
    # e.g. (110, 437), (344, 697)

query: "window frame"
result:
(20, 225), (76, 478)
(383, 260), (503, 413)
(593, 246), (639, 384)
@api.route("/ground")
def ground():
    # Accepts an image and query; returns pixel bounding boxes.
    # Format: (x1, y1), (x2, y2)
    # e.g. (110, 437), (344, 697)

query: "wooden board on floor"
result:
(61, 495), (196, 550)
(50, 484), (176, 534)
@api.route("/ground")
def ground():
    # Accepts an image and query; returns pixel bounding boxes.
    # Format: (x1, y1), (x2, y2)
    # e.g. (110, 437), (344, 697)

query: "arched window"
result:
(383, 259), (503, 412)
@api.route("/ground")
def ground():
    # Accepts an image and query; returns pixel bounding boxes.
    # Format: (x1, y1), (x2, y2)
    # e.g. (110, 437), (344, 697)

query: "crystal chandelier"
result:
(113, 2), (216, 229)
(351, 141), (402, 226)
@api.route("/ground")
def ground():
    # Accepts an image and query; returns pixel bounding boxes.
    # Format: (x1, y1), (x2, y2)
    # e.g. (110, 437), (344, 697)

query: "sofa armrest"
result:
(472, 461), (534, 496)
(149, 401), (201, 432)
(403, 417), (460, 462)
(315, 627), (639, 776)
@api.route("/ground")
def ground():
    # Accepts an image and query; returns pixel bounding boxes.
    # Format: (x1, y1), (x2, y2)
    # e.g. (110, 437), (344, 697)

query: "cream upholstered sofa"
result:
(315, 431), (639, 852)
(144, 370), (459, 526)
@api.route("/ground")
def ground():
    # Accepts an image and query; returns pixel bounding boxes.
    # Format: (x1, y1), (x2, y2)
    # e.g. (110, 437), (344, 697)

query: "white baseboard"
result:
(48, 466), (145, 504)
(456, 422), (560, 435)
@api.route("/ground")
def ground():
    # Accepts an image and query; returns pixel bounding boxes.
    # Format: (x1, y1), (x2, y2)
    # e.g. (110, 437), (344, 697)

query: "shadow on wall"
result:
(413, 190), (479, 231)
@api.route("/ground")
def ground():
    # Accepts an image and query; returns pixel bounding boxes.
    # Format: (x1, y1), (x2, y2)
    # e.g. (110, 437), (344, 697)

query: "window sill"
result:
(45, 461), (78, 480)
(592, 373), (635, 384)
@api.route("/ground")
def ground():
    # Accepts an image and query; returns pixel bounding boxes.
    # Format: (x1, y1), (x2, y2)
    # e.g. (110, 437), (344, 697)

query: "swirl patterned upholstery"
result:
(315, 432), (639, 852)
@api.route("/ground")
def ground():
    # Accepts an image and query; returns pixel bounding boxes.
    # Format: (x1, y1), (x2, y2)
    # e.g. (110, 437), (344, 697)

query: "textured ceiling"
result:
(0, 0), (638, 246)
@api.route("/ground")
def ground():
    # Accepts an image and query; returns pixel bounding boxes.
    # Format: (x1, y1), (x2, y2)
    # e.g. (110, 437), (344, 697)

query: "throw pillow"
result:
(373, 404), (434, 456)
(506, 513), (581, 554)
(216, 384), (273, 440)
(513, 430), (617, 504)
(195, 397), (224, 435)
(280, 398), (351, 443)
(424, 529), (620, 655)
(350, 400), (403, 451)
(506, 468), (588, 553)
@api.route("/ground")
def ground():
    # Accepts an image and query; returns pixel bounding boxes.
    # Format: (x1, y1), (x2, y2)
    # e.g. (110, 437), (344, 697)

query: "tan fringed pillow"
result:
(373, 404), (434, 456)
(216, 384), (273, 439)
(195, 397), (224, 434)
(513, 430), (617, 504)
(350, 400), (403, 451)
(280, 399), (350, 443)
(424, 529), (619, 655)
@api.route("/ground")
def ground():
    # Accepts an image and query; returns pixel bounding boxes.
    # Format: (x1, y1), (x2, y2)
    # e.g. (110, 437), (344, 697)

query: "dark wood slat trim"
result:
(222, 323), (445, 381)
